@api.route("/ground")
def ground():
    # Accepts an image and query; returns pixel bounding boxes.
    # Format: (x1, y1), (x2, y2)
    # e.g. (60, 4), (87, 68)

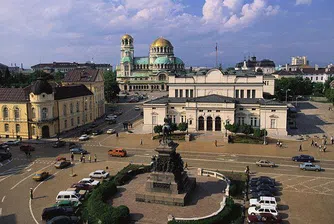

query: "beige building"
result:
(143, 69), (287, 136)
(291, 56), (308, 66)
(0, 69), (105, 139)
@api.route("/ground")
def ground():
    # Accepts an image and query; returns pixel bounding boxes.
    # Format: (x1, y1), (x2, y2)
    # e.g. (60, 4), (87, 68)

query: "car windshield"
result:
(35, 174), (41, 176)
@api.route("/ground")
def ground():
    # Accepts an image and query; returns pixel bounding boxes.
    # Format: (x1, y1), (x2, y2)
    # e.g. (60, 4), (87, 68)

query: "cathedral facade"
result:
(116, 34), (185, 91)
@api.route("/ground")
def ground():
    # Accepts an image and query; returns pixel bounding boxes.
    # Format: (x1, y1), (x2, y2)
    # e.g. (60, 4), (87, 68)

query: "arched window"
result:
(4, 124), (9, 132)
(70, 103), (73, 114)
(42, 107), (48, 120)
(63, 104), (67, 116)
(31, 107), (36, 119)
(198, 116), (204, 131)
(32, 126), (36, 135)
(14, 107), (20, 120)
(89, 101), (92, 109)
(3, 107), (8, 119)
(76, 102), (79, 112)
(15, 124), (20, 133)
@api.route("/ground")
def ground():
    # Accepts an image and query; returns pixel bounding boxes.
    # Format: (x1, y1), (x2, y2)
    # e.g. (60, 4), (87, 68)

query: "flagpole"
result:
(215, 43), (218, 68)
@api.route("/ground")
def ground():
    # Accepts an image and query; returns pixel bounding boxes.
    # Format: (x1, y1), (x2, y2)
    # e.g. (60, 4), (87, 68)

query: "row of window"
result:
(174, 89), (194, 98)
(63, 113), (92, 129)
(236, 117), (277, 128)
(308, 76), (323, 81)
(235, 89), (256, 99)
(4, 124), (21, 133)
(2, 107), (20, 120)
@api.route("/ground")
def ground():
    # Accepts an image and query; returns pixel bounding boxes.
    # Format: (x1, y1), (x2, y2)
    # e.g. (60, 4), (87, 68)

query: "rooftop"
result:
(63, 69), (101, 82)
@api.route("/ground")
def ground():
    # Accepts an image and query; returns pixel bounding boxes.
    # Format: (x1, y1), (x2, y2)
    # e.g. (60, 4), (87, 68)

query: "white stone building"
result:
(143, 69), (288, 136)
(291, 56), (308, 66)
(235, 56), (276, 75)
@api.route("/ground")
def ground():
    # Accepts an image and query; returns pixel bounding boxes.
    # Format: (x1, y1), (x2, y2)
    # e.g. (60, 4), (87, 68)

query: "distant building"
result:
(31, 62), (112, 73)
(291, 56), (308, 66)
(0, 63), (8, 74)
(235, 56), (276, 74)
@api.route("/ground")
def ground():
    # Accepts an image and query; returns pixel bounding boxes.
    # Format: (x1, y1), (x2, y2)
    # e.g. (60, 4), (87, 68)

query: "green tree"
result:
(170, 123), (178, 132)
(275, 77), (313, 101)
(154, 125), (163, 135)
(225, 123), (239, 134)
(312, 82), (324, 96)
(239, 124), (253, 135)
(104, 71), (120, 102)
(178, 122), (188, 132)
(53, 71), (64, 82)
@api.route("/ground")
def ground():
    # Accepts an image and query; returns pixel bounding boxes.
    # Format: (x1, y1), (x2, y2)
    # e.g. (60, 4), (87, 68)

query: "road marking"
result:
(1, 196), (5, 203)
(27, 169), (31, 172)
(0, 208), (2, 216)
(25, 162), (35, 169)
(10, 163), (53, 190)
(2, 158), (13, 166)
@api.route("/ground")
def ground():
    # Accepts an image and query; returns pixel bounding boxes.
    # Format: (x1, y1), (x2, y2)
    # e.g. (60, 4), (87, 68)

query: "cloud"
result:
(295, 0), (312, 5)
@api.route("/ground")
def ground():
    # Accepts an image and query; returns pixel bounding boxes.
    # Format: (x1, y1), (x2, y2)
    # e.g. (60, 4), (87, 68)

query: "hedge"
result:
(82, 164), (150, 224)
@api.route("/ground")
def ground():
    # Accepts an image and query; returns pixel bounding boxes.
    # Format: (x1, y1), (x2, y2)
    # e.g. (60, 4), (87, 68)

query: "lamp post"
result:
(263, 98), (276, 145)
(295, 95), (302, 107)
(281, 89), (291, 104)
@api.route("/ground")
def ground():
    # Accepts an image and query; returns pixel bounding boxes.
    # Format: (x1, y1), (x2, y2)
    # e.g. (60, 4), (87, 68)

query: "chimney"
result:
(315, 64), (319, 70)
(21, 63), (23, 69)
(14, 63), (16, 67)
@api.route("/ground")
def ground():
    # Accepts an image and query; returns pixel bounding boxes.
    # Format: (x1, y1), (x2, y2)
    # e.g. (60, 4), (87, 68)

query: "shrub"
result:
(178, 122), (188, 132)
(170, 123), (178, 132)
(225, 123), (238, 134)
(154, 125), (163, 134)
(253, 128), (261, 137)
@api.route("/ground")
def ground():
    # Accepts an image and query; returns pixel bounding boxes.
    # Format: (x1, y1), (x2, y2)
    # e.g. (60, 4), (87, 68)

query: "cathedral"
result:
(116, 34), (185, 91)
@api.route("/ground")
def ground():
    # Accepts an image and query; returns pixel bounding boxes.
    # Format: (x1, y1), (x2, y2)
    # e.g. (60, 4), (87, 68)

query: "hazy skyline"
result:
(0, 0), (332, 68)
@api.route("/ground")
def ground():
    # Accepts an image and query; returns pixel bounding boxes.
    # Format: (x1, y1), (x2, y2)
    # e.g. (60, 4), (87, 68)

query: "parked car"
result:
(108, 119), (117, 124)
(71, 183), (94, 192)
(247, 213), (282, 223)
(20, 144), (35, 152)
(70, 148), (88, 154)
(292, 154), (315, 162)
(106, 129), (116, 134)
(107, 114), (117, 119)
(250, 177), (275, 185)
(248, 205), (278, 217)
(250, 179), (276, 188)
(33, 171), (49, 181)
(89, 170), (109, 179)
(41, 206), (75, 221)
(52, 200), (81, 209)
(0, 143), (9, 151)
(89, 123), (98, 128)
(114, 110), (123, 116)
(5, 140), (20, 145)
(134, 106), (140, 111)
(255, 160), (276, 167)
(78, 178), (100, 186)
(0, 151), (12, 161)
(105, 116), (116, 121)
(80, 129), (92, 135)
(46, 215), (79, 224)
(250, 184), (278, 194)
(79, 134), (89, 141)
(250, 191), (274, 199)
(56, 191), (83, 203)
(55, 160), (71, 169)
(249, 196), (277, 208)
(299, 162), (321, 171)
(128, 98), (138, 103)
(52, 141), (66, 148)
(69, 143), (80, 149)
(92, 130), (103, 136)
(108, 148), (127, 157)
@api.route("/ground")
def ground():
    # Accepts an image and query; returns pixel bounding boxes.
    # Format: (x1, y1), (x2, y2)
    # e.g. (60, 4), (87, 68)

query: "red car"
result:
(20, 144), (35, 152)
(55, 156), (67, 161)
(247, 213), (282, 223)
(71, 183), (94, 191)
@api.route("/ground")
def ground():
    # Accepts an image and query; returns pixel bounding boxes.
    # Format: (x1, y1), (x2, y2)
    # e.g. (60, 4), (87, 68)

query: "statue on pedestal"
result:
(162, 118), (171, 145)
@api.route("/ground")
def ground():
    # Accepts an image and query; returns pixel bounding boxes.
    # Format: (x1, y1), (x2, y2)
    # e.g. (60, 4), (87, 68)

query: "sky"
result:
(0, 0), (333, 69)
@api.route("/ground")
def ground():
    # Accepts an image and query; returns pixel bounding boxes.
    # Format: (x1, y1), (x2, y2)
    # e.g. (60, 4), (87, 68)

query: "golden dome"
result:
(151, 37), (173, 48)
(122, 34), (133, 39)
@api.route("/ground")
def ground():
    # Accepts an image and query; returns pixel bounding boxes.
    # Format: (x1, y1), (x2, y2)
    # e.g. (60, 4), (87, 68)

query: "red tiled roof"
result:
(63, 69), (101, 82)
(54, 85), (93, 100)
(0, 88), (29, 102)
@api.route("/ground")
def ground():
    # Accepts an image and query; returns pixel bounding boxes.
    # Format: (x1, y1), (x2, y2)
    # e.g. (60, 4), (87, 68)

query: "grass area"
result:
(231, 135), (263, 144)
(220, 171), (247, 199)
(153, 133), (186, 141)
(310, 96), (331, 103)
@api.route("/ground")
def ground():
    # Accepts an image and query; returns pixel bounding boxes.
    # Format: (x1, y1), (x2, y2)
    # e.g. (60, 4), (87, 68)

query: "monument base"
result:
(135, 176), (196, 206)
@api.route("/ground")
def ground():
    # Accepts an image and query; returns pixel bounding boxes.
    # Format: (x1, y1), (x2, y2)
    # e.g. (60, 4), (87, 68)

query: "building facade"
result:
(143, 69), (287, 136)
(291, 56), (308, 66)
(31, 62), (112, 73)
(235, 56), (276, 75)
(116, 34), (185, 91)
(0, 69), (105, 139)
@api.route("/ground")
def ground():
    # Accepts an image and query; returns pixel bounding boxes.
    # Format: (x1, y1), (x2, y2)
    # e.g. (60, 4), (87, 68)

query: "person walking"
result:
(331, 136), (334, 145)
(80, 156), (83, 162)
(140, 138), (143, 145)
(323, 146), (327, 152)
(71, 153), (74, 162)
(299, 144), (302, 152)
(214, 140), (218, 147)
(82, 155), (85, 163)
(94, 154), (97, 162)
(116, 132), (119, 137)
(88, 155), (91, 163)
(311, 139), (314, 147)
(184, 162), (188, 170)
(30, 188), (33, 199)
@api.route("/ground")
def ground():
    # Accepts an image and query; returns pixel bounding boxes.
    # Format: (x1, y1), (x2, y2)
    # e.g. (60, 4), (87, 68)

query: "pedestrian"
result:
(323, 146), (327, 152)
(25, 151), (28, 157)
(214, 140), (217, 147)
(279, 142), (283, 148)
(319, 145), (323, 152)
(20, 137), (22, 142)
(116, 132), (119, 137)
(184, 162), (188, 170)
(28, 151), (31, 157)
(94, 154), (97, 162)
(331, 136), (334, 144)
(315, 141), (318, 147)
(88, 155), (91, 163)
(311, 140), (314, 147)
(276, 140), (280, 147)
(71, 153), (74, 162)
(80, 156), (83, 162)
(140, 138), (143, 145)
(299, 144), (302, 152)
(30, 188), (33, 199)
(324, 139), (327, 146)
(82, 155), (85, 163)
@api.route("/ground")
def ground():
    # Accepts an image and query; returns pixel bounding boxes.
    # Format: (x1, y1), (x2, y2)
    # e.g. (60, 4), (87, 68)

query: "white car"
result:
(249, 196), (277, 208)
(134, 106), (140, 111)
(107, 129), (116, 134)
(78, 178), (100, 186)
(107, 114), (117, 119)
(79, 134), (89, 141)
(89, 170), (109, 179)
(5, 140), (20, 145)
(248, 205), (278, 217)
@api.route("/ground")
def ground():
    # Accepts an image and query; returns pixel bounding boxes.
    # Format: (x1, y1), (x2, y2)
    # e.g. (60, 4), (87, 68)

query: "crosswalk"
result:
(12, 158), (55, 164)
(0, 164), (27, 179)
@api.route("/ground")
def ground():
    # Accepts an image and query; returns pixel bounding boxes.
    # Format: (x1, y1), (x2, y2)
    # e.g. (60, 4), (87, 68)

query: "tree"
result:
(53, 71), (65, 82)
(170, 123), (178, 132)
(104, 71), (120, 102)
(239, 124), (253, 135)
(154, 125), (163, 135)
(275, 77), (313, 101)
(178, 122), (188, 132)
(312, 82), (324, 96)
(225, 123), (238, 135)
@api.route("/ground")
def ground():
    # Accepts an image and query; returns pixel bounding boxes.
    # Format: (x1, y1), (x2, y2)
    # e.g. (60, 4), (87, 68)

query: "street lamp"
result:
(295, 95), (302, 107)
(281, 89), (291, 104)
(263, 98), (276, 145)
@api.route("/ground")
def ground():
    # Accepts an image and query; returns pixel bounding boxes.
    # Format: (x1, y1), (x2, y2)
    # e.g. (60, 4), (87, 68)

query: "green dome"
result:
(175, 57), (184, 65)
(154, 57), (172, 64)
(121, 56), (132, 63)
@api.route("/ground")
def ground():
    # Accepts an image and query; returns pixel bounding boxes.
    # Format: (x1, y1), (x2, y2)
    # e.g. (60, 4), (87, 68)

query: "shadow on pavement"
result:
(129, 213), (144, 223)
(297, 102), (318, 110)
(0, 214), (17, 224)
(187, 180), (226, 206)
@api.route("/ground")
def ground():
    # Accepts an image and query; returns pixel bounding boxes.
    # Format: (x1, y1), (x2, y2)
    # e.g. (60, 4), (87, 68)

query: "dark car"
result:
(69, 143), (80, 149)
(55, 160), (71, 169)
(89, 123), (98, 128)
(41, 206), (75, 221)
(70, 148), (88, 154)
(250, 184), (277, 194)
(80, 129), (92, 135)
(292, 154), (315, 162)
(114, 110), (123, 116)
(46, 215), (79, 224)
(247, 213), (282, 223)
(92, 130), (103, 136)
(0, 151), (12, 161)
(250, 177), (275, 185)
(52, 141), (66, 148)
(250, 191), (274, 199)
(20, 144), (35, 152)
(71, 183), (94, 191)
(0, 143), (9, 150)
(250, 179), (276, 188)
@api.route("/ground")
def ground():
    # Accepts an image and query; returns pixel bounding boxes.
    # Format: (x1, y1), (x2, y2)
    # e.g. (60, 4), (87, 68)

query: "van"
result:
(249, 196), (277, 208)
(56, 191), (82, 203)
(108, 148), (127, 157)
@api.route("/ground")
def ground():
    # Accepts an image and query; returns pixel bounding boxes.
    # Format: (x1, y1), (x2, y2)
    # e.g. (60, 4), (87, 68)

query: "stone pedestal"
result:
(185, 134), (192, 142)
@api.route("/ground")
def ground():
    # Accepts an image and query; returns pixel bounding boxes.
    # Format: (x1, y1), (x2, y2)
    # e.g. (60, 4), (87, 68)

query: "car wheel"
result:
(251, 213), (255, 215)
(271, 165), (274, 168)
(316, 169), (320, 172)
(259, 164), (262, 167)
